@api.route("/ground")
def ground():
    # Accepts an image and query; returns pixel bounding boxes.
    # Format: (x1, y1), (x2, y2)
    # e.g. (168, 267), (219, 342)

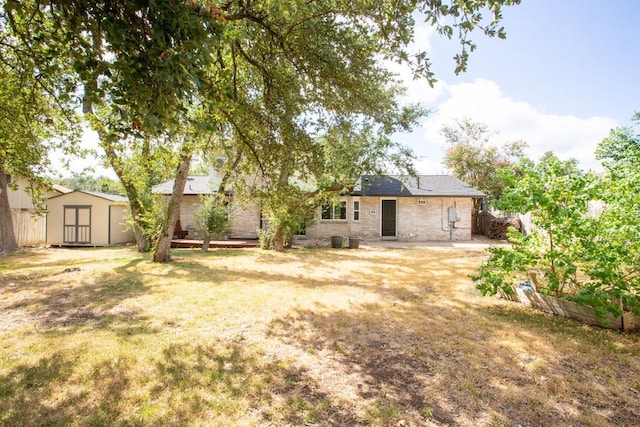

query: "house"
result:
(45, 190), (135, 246)
(304, 175), (486, 242)
(152, 175), (262, 239)
(154, 173), (485, 243)
(1, 175), (72, 246)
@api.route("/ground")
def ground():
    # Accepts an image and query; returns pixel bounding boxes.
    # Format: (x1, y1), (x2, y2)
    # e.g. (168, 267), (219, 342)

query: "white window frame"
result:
(353, 199), (360, 222)
(321, 200), (347, 221)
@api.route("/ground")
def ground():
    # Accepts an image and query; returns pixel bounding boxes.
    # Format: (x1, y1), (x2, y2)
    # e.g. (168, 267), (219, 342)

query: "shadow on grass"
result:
(153, 342), (363, 425)
(2, 255), (156, 335)
(0, 350), (147, 426)
(171, 247), (254, 257)
(266, 294), (640, 426)
(0, 342), (364, 426)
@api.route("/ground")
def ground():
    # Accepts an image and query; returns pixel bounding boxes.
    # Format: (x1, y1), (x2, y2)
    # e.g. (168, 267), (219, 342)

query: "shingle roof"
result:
(79, 190), (129, 202)
(152, 174), (486, 198)
(152, 175), (222, 195)
(354, 175), (486, 198)
(47, 190), (129, 202)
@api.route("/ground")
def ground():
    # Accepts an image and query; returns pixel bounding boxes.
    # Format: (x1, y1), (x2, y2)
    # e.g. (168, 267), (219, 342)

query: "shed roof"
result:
(82, 190), (129, 202)
(52, 183), (73, 194)
(354, 175), (486, 198)
(48, 190), (129, 203)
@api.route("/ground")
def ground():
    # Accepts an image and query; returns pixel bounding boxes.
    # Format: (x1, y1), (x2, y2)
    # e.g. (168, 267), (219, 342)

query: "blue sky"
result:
(398, 0), (640, 174)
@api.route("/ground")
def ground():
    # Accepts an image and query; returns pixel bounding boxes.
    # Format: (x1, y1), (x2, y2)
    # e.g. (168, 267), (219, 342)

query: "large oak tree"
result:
(0, 13), (80, 253)
(3, 0), (522, 261)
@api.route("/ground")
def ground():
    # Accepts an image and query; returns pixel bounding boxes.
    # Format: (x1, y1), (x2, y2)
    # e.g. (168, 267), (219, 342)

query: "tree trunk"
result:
(100, 135), (152, 253)
(201, 231), (211, 252)
(153, 147), (192, 262)
(284, 231), (293, 249)
(128, 203), (149, 252)
(0, 171), (20, 253)
(272, 224), (285, 252)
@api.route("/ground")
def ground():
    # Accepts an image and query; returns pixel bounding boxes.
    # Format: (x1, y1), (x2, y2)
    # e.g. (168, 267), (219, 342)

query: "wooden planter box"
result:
(514, 288), (638, 331)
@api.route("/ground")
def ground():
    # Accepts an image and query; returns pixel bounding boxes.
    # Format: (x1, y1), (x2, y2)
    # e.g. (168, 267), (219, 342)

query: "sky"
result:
(73, 0), (640, 178)
(395, 0), (640, 175)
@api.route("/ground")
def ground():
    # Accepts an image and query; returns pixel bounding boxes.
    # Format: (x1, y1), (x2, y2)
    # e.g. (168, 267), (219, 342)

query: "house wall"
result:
(394, 196), (473, 241)
(177, 195), (200, 236)
(304, 196), (474, 242)
(8, 176), (35, 210)
(46, 193), (134, 246)
(175, 195), (260, 239)
(8, 176), (61, 210)
(228, 199), (260, 239)
(4, 211), (46, 246)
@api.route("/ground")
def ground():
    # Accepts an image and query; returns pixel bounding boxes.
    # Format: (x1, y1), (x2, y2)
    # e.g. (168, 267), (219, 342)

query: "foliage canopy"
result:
(474, 117), (640, 321)
(2, 0), (522, 258)
(441, 118), (527, 202)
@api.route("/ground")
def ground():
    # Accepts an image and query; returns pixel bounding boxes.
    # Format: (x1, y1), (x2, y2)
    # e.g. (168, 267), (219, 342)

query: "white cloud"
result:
(401, 78), (618, 174)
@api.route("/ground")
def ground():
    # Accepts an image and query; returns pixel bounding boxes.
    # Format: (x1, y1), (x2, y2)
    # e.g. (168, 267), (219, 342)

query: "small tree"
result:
(258, 183), (320, 251)
(193, 194), (229, 252)
(579, 114), (640, 316)
(473, 141), (640, 321)
(441, 118), (527, 204)
(473, 154), (600, 298)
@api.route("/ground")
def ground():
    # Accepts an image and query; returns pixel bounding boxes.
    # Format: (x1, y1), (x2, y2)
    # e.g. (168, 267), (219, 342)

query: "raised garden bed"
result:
(507, 286), (638, 331)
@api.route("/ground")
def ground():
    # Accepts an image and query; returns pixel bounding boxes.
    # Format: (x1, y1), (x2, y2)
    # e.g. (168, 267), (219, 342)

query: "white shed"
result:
(46, 191), (135, 246)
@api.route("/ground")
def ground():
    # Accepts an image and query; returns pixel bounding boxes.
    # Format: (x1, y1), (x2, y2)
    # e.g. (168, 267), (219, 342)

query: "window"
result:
(215, 156), (227, 170)
(321, 200), (347, 220)
(353, 200), (360, 221)
(294, 223), (306, 236)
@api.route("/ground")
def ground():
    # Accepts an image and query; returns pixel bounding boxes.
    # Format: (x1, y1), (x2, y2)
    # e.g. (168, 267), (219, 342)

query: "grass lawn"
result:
(1, 244), (639, 426)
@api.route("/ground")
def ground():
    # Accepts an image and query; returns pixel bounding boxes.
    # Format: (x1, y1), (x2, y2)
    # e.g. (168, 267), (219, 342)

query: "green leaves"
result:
(420, 0), (521, 77)
(3, 0), (522, 257)
(441, 118), (527, 202)
(0, 7), (81, 210)
(474, 121), (640, 320)
(193, 194), (229, 237)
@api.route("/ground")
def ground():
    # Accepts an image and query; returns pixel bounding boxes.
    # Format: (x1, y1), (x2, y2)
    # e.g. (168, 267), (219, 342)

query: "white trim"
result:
(352, 198), (361, 222)
(320, 199), (348, 222)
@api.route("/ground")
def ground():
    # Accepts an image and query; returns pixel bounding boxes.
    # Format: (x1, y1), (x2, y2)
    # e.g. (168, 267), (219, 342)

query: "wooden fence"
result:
(0, 211), (46, 247)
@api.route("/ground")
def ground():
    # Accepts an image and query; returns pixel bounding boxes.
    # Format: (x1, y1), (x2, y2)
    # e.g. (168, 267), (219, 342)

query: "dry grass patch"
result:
(1, 245), (639, 426)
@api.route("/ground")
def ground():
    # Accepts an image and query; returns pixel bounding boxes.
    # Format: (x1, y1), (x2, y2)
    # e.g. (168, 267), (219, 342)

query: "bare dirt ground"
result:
(1, 244), (639, 426)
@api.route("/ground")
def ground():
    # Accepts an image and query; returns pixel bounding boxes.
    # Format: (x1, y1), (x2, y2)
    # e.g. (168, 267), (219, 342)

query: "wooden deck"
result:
(171, 239), (259, 249)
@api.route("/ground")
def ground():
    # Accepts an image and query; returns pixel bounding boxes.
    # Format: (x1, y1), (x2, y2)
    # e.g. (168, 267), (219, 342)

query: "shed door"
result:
(381, 200), (397, 237)
(64, 206), (91, 243)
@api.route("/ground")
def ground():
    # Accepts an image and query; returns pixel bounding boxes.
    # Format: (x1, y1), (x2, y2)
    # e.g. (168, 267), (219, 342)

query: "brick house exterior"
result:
(152, 175), (261, 239)
(154, 174), (485, 243)
(303, 175), (486, 242)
